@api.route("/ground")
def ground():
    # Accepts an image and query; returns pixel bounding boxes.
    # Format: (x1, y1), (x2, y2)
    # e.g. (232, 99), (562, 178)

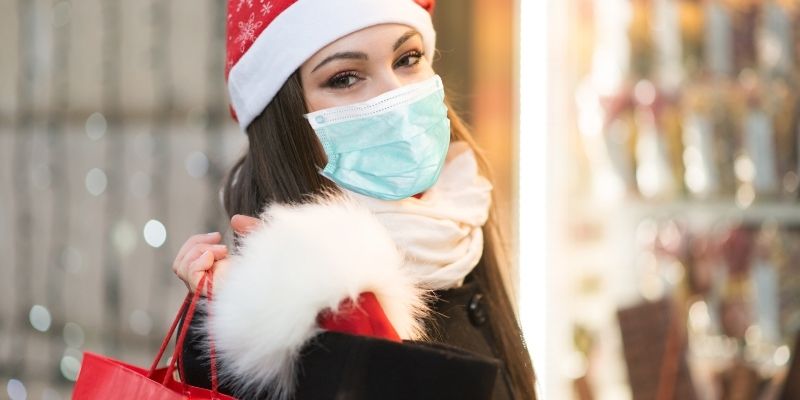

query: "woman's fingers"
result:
(187, 250), (216, 294)
(173, 243), (227, 277)
(186, 243), (228, 263)
(190, 256), (231, 296)
(176, 243), (227, 287)
(208, 258), (231, 293)
(231, 214), (262, 235)
(175, 232), (221, 266)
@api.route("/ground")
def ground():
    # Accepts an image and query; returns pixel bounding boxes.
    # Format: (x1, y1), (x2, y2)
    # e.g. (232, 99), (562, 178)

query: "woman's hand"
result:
(231, 214), (262, 235)
(172, 232), (228, 295)
(172, 214), (263, 295)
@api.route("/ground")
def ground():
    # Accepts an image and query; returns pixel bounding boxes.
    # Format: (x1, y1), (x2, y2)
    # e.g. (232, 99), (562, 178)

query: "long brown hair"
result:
(222, 71), (536, 399)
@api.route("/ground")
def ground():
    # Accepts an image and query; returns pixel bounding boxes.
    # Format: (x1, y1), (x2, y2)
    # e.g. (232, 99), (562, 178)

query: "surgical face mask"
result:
(304, 74), (450, 201)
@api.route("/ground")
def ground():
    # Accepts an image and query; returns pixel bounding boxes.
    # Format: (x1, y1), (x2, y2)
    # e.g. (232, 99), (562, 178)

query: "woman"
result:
(172, 0), (536, 399)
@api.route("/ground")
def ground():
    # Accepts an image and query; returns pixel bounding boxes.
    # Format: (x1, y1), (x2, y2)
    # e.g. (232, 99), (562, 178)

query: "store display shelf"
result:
(622, 199), (800, 224)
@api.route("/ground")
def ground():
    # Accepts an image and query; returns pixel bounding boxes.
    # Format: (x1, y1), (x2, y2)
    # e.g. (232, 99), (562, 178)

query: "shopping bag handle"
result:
(148, 271), (220, 394)
(148, 287), (192, 377)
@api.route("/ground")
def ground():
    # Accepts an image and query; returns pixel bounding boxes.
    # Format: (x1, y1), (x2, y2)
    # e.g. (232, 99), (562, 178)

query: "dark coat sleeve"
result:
(180, 311), (499, 400)
(426, 270), (516, 400)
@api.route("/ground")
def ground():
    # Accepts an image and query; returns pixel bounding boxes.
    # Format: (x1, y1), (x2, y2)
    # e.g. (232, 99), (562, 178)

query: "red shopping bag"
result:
(73, 273), (235, 400)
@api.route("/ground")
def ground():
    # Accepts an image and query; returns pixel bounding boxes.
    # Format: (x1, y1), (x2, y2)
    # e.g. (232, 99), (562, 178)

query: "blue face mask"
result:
(304, 75), (451, 201)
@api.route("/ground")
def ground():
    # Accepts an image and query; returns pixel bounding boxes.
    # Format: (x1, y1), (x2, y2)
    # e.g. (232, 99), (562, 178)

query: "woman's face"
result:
(299, 23), (435, 112)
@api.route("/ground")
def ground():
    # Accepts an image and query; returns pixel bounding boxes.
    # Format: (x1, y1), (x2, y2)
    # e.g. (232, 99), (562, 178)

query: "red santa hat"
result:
(225, 0), (437, 131)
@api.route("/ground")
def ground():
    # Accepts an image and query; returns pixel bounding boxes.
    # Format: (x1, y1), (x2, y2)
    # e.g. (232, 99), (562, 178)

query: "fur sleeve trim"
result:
(206, 195), (429, 399)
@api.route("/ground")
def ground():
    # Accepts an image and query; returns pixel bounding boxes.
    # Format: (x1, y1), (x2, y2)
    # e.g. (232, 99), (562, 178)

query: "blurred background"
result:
(544, 0), (800, 399)
(2, 0), (800, 399)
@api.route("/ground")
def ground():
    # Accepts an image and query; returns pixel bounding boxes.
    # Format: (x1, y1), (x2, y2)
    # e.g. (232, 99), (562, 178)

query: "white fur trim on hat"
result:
(206, 194), (429, 399)
(228, 0), (436, 131)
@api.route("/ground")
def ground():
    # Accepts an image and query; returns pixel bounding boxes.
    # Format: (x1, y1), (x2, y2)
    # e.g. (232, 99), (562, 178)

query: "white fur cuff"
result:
(207, 195), (428, 399)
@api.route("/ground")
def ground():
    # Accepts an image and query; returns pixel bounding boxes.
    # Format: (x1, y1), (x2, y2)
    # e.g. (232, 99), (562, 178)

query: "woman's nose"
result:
(371, 71), (405, 97)
(364, 67), (433, 101)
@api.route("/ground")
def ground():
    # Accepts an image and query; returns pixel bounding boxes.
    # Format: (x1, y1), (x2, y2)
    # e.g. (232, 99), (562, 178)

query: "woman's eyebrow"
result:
(310, 30), (421, 73)
(311, 51), (368, 73)
(393, 30), (420, 51)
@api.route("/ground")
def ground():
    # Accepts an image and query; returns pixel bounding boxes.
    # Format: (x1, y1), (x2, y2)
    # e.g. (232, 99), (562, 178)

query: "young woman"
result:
(171, 1), (536, 399)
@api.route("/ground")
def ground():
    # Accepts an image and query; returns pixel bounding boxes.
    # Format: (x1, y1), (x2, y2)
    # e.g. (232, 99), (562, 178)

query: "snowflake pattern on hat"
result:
(261, 1), (273, 16)
(234, 13), (263, 52)
(235, 0), (253, 12)
(226, 0), (294, 80)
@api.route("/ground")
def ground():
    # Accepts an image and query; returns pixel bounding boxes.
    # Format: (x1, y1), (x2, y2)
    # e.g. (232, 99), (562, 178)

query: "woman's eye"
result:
(395, 51), (424, 68)
(326, 73), (361, 89)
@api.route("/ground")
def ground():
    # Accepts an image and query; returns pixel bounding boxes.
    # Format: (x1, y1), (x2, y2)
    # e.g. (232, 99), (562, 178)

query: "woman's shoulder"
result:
(428, 270), (517, 400)
(183, 327), (500, 400)
(185, 197), (503, 399)
(288, 331), (500, 400)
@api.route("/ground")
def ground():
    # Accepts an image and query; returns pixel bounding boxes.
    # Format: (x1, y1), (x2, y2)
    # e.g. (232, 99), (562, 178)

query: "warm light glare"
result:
(519, 0), (550, 397)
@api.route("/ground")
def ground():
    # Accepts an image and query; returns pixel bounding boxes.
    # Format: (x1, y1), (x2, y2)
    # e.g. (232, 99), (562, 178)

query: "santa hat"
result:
(225, 0), (437, 131)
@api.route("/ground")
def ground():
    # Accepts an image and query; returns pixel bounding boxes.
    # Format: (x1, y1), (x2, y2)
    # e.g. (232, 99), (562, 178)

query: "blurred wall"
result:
(436, 0), (519, 299)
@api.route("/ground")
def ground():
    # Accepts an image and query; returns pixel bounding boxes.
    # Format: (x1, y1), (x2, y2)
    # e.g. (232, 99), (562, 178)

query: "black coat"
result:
(179, 262), (514, 400)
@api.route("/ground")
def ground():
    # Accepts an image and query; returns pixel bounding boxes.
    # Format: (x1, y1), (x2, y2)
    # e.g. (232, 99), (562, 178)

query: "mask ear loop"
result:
(313, 129), (339, 177)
